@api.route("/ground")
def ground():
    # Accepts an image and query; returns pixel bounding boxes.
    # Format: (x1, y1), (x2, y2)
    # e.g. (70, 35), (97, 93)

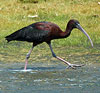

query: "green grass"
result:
(0, 0), (100, 63)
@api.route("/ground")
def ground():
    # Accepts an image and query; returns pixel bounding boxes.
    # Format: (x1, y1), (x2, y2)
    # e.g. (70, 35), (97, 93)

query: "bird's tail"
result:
(5, 31), (19, 42)
(5, 35), (13, 43)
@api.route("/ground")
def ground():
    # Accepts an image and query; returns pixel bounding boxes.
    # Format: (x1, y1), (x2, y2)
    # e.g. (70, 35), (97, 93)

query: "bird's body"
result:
(5, 19), (93, 70)
(6, 21), (71, 45)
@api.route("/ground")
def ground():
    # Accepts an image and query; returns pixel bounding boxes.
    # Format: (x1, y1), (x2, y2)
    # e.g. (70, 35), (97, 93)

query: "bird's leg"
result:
(24, 46), (34, 70)
(48, 43), (84, 69)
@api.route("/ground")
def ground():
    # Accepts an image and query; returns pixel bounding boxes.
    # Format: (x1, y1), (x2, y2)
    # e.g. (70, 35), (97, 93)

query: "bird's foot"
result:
(56, 56), (85, 69)
(67, 63), (85, 69)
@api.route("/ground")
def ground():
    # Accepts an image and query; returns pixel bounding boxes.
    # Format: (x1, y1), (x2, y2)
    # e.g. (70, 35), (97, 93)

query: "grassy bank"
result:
(0, 0), (100, 63)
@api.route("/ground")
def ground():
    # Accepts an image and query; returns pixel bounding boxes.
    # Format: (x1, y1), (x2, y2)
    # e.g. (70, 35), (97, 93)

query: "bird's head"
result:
(67, 19), (93, 47)
(67, 19), (80, 29)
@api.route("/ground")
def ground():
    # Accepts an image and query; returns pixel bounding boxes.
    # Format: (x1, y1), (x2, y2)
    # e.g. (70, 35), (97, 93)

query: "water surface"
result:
(0, 52), (100, 93)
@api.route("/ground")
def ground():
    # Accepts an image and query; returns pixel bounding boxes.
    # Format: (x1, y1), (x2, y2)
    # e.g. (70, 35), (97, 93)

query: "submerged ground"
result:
(0, 57), (100, 93)
(0, 0), (100, 93)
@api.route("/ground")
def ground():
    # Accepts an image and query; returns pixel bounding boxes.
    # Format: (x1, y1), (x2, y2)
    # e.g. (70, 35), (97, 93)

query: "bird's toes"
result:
(67, 64), (85, 69)
(67, 64), (75, 69)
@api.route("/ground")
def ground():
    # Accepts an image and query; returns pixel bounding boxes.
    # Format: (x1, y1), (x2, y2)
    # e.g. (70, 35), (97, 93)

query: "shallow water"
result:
(0, 60), (100, 93)
(0, 47), (100, 93)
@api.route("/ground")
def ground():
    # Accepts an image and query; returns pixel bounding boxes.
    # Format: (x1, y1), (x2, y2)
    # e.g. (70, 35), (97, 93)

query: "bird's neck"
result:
(60, 25), (73, 38)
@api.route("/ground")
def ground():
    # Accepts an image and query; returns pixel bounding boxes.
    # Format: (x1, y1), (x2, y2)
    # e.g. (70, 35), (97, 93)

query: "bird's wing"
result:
(5, 22), (50, 42)
(23, 23), (50, 42)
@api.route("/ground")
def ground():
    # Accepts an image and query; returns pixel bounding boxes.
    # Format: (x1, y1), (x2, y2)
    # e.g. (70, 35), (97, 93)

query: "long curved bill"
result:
(76, 24), (93, 47)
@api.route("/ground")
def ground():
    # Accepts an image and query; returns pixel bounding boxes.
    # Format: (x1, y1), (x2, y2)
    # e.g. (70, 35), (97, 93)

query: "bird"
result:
(5, 19), (93, 70)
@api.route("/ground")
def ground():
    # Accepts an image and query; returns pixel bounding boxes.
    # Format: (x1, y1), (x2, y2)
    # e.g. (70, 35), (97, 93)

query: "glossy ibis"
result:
(5, 19), (93, 70)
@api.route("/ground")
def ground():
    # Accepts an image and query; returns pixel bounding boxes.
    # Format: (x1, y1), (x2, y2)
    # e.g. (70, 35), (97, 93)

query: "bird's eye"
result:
(75, 22), (79, 25)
